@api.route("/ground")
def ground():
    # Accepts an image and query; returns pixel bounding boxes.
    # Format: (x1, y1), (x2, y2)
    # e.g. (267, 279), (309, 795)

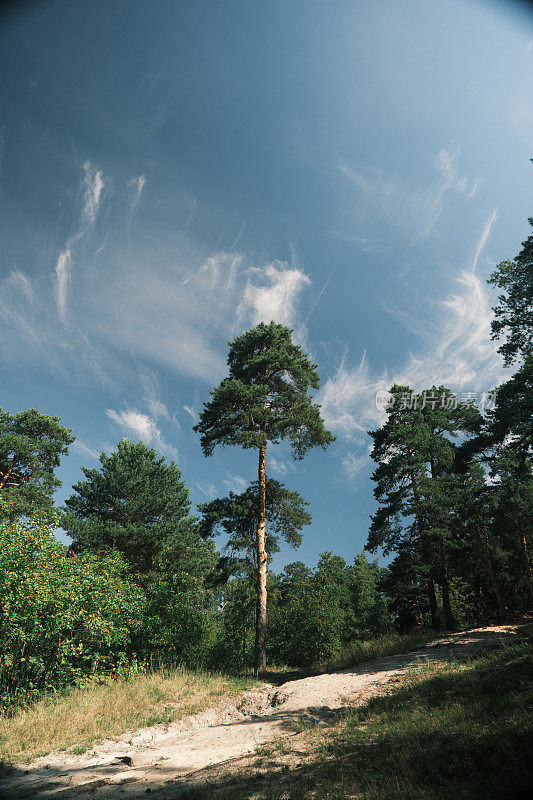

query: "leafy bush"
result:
(134, 571), (218, 668)
(0, 503), (145, 708)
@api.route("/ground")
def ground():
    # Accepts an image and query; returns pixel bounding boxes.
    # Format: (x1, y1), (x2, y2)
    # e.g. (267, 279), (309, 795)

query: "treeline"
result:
(367, 215), (532, 632)
(0, 212), (531, 708)
(0, 436), (389, 706)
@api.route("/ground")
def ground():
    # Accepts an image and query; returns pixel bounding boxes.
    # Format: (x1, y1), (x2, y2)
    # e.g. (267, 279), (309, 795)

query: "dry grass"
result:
(0, 667), (258, 763)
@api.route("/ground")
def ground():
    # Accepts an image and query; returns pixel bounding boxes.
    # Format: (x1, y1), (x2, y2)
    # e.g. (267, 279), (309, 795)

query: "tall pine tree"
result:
(367, 385), (481, 631)
(194, 322), (334, 674)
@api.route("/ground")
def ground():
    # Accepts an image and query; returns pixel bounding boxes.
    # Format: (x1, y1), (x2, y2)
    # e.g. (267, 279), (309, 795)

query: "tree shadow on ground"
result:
(167, 642), (533, 800)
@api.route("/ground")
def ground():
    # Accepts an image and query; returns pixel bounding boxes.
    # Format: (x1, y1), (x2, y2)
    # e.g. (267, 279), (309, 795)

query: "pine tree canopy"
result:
(198, 478), (311, 569)
(62, 439), (209, 575)
(367, 384), (482, 552)
(489, 217), (533, 366)
(193, 322), (335, 458)
(0, 408), (74, 519)
(461, 356), (533, 465)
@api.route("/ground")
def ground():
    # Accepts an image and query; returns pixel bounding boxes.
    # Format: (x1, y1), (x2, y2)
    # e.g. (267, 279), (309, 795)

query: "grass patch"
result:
(315, 642), (533, 799)
(182, 642), (533, 800)
(311, 629), (433, 674)
(0, 667), (259, 764)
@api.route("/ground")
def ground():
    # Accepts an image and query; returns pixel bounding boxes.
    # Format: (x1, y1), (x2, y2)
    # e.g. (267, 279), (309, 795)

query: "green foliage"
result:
(0, 501), (145, 708)
(194, 322), (335, 458)
(134, 571), (218, 668)
(368, 385), (484, 629)
(346, 552), (391, 640)
(62, 439), (220, 668)
(62, 439), (210, 575)
(0, 408), (74, 519)
(488, 217), (533, 366)
(268, 552), (391, 668)
(194, 322), (334, 673)
(208, 576), (258, 671)
(199, 478), (311, 572)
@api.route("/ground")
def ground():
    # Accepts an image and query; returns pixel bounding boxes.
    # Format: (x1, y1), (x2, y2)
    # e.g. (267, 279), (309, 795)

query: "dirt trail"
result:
(0, 624), (522, 799)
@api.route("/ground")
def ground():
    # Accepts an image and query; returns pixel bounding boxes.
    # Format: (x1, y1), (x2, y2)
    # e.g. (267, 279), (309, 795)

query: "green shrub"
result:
(0, 502), (145, 708)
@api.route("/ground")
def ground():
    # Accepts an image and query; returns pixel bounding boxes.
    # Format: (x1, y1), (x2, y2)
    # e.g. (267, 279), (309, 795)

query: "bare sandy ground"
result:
(0, 624), (522, 799)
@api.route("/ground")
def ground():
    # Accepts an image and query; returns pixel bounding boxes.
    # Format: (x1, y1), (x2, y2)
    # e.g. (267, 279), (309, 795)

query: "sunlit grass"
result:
(0, 667), (259, 763)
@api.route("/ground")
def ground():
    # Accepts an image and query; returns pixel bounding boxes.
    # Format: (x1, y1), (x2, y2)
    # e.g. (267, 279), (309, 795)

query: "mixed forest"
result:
(0, 213), (531, 709)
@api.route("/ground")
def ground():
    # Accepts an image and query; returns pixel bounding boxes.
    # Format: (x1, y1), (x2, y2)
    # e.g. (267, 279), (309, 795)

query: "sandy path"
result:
(0, 624), (521, 799)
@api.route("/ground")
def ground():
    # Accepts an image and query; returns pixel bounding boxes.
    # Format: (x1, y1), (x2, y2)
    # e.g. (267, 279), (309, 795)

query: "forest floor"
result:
(0, 619), (530, 800)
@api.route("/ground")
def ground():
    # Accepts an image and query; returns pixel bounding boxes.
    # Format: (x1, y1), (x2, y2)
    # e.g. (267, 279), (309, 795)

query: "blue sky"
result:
(1, 0), (532, 570)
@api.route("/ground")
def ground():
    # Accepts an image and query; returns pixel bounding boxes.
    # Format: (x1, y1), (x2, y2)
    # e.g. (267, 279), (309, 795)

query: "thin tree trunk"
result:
(439, 536), (455, 630)
(254, 442), (268, 676)
(475, 525), (505, 615)
(518, 525), (533, 609)
(426, 573), (440, 631)
(409, 469), (440, 631)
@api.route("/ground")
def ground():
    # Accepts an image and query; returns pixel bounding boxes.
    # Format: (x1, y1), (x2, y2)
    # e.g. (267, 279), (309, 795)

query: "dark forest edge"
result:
(0, 210), (531, 711)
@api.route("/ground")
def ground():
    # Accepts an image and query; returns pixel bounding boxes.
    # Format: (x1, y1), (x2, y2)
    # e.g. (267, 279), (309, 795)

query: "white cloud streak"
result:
(237, 262), (311, 342)
(146, 397), (169, 419)
(339, 147), (481, 239)
(268, 455), (295, 476)
(105, 407), (177, 458)
(183, 405), (198, 421)
(471, 207), (497, 273)
(342, 451), (371, 481)
(72, 440), (100, 460)
(82, 161), (104, 227)
(319, 210), (505, 468)
(53, 161), (105, 324)
(128, 175), (146, 215)
(222, 473), (249, 494)
(54, 249), (71, 323)
(6, 164), (314, 388)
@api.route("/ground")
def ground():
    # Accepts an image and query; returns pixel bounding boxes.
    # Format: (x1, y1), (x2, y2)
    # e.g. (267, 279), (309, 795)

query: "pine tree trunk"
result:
(254, 443), (268, 676)
(410, 469), (440, 631)
(427, 574), (441, 631)
(439, 536), (455, 630)
(518, 525), (533, 609)
(475, 525), (505, 615)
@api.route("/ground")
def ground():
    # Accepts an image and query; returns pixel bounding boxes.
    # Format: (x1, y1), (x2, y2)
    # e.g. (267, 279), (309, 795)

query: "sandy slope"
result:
(0, 624), (521, 799)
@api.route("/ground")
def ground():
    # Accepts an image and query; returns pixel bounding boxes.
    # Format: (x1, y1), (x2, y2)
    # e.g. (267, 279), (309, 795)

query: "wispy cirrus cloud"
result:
(319, 209), (504, 469)
(328, 231), (376, 252)
(196, 481), (217, 499)
(0, 270), (41, 349)
(54, 249), (72, 324)
(268, 454), (295, 477)
(183, 405), (198, 421)
(471, 207), (497, 273)
(3, 163), (314, 388)
(53, 161), (106, 323)
(338, 146), (481, 240)
(342, 450), (371, 482)
(5, 269), (34, 302)
(105, 407), (177, 458)
(81, 161), (104, 227)
(128, 174), (146, 216)
(222, 473), (249, 494)
(71, 439), (100, 460)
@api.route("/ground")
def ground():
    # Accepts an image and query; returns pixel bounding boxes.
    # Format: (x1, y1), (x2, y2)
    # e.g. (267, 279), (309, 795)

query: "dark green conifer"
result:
(194, 321), (334, 674)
